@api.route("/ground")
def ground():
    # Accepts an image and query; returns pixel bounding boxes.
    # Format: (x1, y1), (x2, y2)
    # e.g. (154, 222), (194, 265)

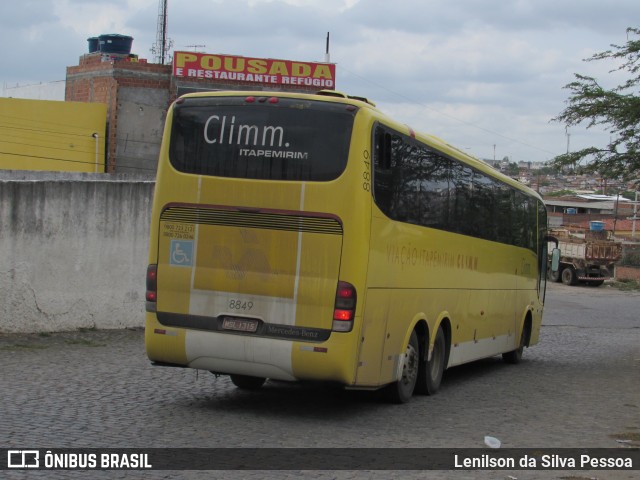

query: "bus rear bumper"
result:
(185, 329), (298, 381)
(145, 314), (358, 385)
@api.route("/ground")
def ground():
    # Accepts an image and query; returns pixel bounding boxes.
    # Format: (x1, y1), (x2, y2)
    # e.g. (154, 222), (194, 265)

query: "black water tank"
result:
(98, 34), (133, 54)
(87, 37), (99, 53)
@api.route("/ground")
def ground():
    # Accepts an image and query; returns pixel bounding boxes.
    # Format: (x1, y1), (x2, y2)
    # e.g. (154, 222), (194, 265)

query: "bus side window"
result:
(375, 128), (392, 171)
(373, 127), (394, 213)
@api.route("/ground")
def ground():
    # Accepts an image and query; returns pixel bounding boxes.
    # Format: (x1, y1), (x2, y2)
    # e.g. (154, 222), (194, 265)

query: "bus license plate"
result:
(222, 317), (259, 333)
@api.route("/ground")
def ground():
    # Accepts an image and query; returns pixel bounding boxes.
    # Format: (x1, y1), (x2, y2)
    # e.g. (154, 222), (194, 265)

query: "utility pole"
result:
(613, 193), (619, 234)
(632, 190), (638, 238)
(324, 32), (330, 62)
(565, 126), (574, 173)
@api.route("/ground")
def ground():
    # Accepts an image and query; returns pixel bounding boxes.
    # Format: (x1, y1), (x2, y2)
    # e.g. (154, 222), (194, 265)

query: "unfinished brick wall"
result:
(66, 55), (171, 172)
(615, 266), (640, 281)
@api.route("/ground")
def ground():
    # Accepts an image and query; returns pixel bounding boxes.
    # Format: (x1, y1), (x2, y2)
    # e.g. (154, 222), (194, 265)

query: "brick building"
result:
(65, 43), (333, 174)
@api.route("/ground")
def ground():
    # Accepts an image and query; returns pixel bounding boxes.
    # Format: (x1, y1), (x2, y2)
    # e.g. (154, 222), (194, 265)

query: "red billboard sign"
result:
(173, 51), (336, 88)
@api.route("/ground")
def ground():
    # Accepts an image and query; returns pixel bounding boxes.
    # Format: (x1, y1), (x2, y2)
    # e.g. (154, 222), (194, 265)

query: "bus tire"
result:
(561, 266), (578, 286)
(416, 326), (446, 395)
(230, 374), (266, 390)
(503, 322), (529, 364)
(386, 330), (419, 404)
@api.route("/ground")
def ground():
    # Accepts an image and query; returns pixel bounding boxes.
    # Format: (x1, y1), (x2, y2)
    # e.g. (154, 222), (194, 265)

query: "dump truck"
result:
(548, 227), (622, 286)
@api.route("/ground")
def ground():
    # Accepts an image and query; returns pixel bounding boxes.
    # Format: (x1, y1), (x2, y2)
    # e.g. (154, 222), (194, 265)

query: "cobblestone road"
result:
(1, 282), (639, 480)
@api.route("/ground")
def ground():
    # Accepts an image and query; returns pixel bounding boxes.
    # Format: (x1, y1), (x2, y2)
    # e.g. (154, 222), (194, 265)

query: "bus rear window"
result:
(169, 96), (356, 181)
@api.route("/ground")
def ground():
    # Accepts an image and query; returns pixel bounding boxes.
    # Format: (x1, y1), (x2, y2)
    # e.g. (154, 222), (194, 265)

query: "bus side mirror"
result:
(551, 248), (561, 272)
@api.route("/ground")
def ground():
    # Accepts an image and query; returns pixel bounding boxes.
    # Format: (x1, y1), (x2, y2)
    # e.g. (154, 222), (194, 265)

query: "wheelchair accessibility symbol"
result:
(170, 240), (194, 267)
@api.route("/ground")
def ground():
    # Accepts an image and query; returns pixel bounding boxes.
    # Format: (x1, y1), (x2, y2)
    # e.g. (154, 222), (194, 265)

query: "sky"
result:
(1, 0), (639, 165)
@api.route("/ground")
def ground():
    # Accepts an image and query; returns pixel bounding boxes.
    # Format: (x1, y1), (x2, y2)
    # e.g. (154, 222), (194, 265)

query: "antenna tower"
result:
(151, 0), (172, 64)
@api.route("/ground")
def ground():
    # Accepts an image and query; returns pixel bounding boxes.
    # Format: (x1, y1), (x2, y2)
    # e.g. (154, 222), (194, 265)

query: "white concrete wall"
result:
(0, 171), (154, 333)
(1, 81), (66, 101)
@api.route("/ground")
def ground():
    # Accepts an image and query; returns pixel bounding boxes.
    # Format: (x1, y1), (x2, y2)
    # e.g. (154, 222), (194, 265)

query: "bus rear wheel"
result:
(230, 374), (266, 390)
(416, 326), (446, 395)
(386, 330), (419, 404)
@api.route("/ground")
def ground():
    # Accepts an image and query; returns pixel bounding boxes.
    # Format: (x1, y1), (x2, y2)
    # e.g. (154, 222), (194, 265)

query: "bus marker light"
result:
(337, 286), (354, 298)
(146, 264), (158, 312)
(154, 328), (178, 336)
(245, 96), (256, 103)
(300, 346), (329, 353)
(268, 97), (279, 104)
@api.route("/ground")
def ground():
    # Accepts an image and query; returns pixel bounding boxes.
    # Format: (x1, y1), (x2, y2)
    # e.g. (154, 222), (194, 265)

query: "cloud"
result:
(0, 0), (54, 28)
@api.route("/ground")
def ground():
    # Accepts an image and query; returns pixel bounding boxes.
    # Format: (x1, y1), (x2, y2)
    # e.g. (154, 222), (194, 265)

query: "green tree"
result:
(551, 27), (640, 184)
(505, 162), (520, 176)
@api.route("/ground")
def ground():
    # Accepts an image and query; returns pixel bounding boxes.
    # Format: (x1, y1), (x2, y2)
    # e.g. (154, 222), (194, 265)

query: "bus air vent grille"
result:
(161, 206), (343, 235)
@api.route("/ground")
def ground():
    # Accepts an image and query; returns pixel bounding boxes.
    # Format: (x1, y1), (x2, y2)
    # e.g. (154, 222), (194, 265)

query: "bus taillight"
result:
(332, 281), (356, 332)
(146, 264), (157, 312)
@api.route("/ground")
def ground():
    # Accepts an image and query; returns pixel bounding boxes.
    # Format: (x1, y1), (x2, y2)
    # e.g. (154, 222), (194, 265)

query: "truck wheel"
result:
(548, 267), (561, 283)
(561, 266), (578, 286)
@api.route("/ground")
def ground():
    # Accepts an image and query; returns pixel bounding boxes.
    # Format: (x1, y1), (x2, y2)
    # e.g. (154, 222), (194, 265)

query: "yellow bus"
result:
(145, 90), (549, 403)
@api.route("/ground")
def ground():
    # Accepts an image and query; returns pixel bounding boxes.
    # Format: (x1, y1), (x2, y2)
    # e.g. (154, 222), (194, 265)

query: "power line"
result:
(0, 112), (97, 136)
(0, 122), (97, 140)
(0, 123), (161, 148)
(0, 150), (157, 173)
(0, 138), (96, 156)
(0, 150), (103, 168)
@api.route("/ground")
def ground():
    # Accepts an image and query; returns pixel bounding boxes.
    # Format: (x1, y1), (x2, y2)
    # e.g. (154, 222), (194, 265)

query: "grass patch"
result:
(64, 339), (104, 347)
(0, 343), (49, 351)
(608, 279), (640, 291)
(559, 477), (596, 480)
(559, 477), (599, 480)
(609, 431), (640, 446)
